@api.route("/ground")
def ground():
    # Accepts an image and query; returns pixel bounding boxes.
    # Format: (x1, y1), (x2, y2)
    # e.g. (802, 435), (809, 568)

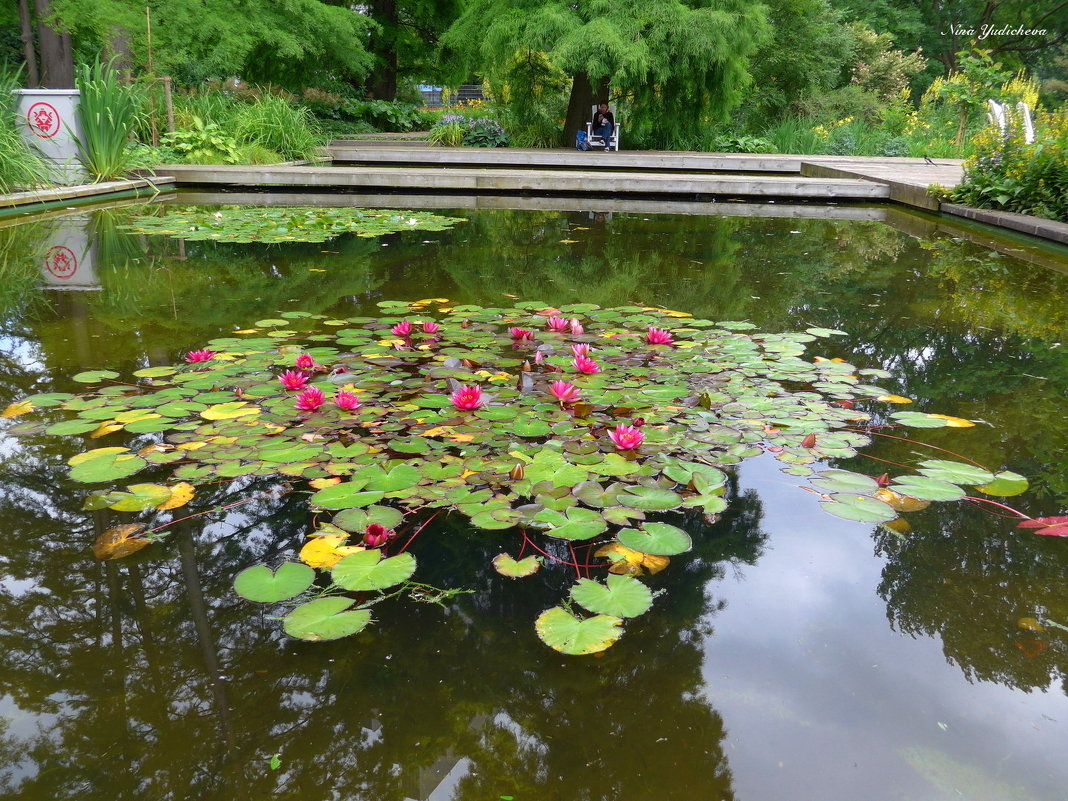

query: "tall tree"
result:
(48, 0), (374, 88)
(443, 0), (770, 148)
(361, 0), (464, 100)
(34, 0), (73, 87)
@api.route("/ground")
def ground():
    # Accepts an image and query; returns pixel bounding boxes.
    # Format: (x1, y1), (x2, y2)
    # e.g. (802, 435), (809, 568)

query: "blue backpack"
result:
(575, 130), (590, 151)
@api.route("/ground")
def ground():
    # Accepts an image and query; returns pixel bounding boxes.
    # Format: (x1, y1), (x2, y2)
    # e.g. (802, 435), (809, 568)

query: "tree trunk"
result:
(367, 0), (399, 100)
(562, 72), (610, 146)
(17, 0), (39, 87)
(34, 0), (74, 88)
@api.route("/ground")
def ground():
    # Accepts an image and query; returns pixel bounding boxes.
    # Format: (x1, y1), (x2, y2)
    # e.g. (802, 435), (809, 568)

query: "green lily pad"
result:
(233, 562), (315, 603)
(282, 598), (371, 641)
(72, 370), (119, 383)
(618, 487), (684, 511)
(975, 471), (1029, 497)
(810, 470), (879, 494)
(332, 550), (417, 591)
(570, 574), (653, 618)
(69, 451), (147, 483)
(309, 482), (385, 509)
(890, 411), (951, 428)
(818, 493), (897, 523)
(916, 459), (995, 486)
(618, 522), (692, 555)
(534, 607), (623, 655)
(890, 475), (966, 501)
(492, 553), (541, 578)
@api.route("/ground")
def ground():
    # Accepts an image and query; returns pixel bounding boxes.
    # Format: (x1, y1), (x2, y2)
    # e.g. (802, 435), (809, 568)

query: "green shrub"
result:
(712, 134), (773, 154)
(950, 108), (1068, 222)
(761, 117), (827, 154)
(164, 117), (242, 164)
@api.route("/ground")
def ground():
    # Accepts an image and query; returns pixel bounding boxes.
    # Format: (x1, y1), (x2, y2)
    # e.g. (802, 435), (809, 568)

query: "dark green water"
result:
(1, 197), (1068, 801)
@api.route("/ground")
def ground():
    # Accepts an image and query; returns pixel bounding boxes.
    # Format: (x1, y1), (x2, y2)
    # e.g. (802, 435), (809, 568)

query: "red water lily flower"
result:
(509, 327), (534, 340)
(645, 327), (674, 345)
(422, 321), (440, 334)
(295, 353), (317, 370)
(571, 343), (592, 357)
(547, 316), (569, 332)
(391, 319), (413, 336)
(295, 386), (326, 412)
(279, 370), (309, 391)
(609, 424), (644, 450)
(334, 390), (361, 411)
(363, 523), (390, 548)
(449, 384), (483, 411)
(550, 380), (581, 404)
(572, 355), (600, 374)
(184, 349), (215, 363)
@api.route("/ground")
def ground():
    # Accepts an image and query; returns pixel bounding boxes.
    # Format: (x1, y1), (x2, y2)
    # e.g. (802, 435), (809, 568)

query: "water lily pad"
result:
(890, 411), (951, 428)
(916, 459), (994, 486)
(810, 470), (879, 494)
(618, 487), (683, 511)
(233, 562), (315, 603)
(818, 493), (897, 523)
(617, 522), (692, 555)
(69, 450), (147, 483)
(332, 550), (417, 591)
(534, 607), (623, 655)
(890, 475), (966, 501)
(492, 553), (541, 578)
(309, 482), (385, 509)
(570, 574), (653, 618)
(72, 370), (119, 383)
(283, 598), (371, 641)
(201, 402), (260, 420)
(332, 506), (404, 532)
(975, 471), (1029, 497)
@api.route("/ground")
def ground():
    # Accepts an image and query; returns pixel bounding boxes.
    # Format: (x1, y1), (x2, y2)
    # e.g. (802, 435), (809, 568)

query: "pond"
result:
(1, 195), (1067, 801)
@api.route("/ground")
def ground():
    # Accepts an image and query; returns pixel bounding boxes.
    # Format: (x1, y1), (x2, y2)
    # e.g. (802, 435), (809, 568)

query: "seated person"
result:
(592, 103), (615, 150)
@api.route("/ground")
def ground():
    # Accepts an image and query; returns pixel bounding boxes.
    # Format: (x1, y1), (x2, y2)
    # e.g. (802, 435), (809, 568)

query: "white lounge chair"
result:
(586, 106), (621, 151)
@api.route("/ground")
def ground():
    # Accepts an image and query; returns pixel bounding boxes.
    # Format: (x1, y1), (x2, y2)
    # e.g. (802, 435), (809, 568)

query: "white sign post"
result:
(12, 88), (87, 185)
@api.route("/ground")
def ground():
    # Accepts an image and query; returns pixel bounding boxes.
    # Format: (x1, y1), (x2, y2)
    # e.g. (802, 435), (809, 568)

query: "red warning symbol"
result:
(27, 102), (62, 139)
(44, 245), (78, 279)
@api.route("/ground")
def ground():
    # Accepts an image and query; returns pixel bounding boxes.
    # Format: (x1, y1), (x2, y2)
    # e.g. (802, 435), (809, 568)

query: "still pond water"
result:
(1, 196), (1067, 801)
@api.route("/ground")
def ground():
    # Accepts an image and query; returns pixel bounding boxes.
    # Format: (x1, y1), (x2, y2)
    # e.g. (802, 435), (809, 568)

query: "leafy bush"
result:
(950, 108), (1068, 222)
(712, 135), (772, 154)
(164, 117), (242, 164)
(428, 115), (509, 147)
(761, 117), (827, 154)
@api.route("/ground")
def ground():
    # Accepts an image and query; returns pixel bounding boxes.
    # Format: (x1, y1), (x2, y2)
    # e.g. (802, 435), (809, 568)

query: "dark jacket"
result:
(593, 109), (614, 129)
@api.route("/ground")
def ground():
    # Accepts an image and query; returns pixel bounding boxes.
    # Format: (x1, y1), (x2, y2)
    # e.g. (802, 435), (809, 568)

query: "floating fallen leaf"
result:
(157, 482), (196, 511)
(233, 329), (259, 334)
(877, 394), (912, 404)
(559, 239), (579, 244)
(1018, 617), (1044, 632)
(927, 414), (975, 427)
(595, 542), (669, 575)
(2, 400), (35, 418)
(92, 524), (150, 560)
(89, 422), (124, 439)
(874, 488), (931, 513)
(309, 477), (342, 489)
(177, 441), (207, 450)
(299, 534), (364, 569)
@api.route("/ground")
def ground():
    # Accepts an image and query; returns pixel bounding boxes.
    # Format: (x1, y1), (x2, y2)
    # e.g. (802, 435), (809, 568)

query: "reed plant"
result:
(0, 69), (53, 192)
(232, 93), (324, 161)
(74, 60), (146, 181)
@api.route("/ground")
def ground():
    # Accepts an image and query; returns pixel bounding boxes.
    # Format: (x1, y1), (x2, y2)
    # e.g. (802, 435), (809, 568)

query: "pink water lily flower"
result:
(569, 318), (584, 334)
(645, 327), (674, 345)
(363, 523), (391, 548)
(184, 349), (215, 363)
(547, 316), (569, 332)
(510, 327), (534, 340)
(295, 386), (326, 412)
(449, 384), (483, 411)
(534, 350), (545, 365)
(571, 343), (592, 358)
(334, 390), (361, 411)
(279, 370), (310, 390)
(294, 353), (318, 370)
(422, 321), (440, 334)
(550, 380), (581, 404)
(572, 355), (601, 374)
(609, 424), (645, 450)
(391, 319), (413, 337)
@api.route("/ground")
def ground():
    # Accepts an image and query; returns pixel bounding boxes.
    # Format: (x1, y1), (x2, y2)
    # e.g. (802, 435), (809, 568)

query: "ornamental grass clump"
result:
(3, 301), (1031, 654)
(74, 59), (145, 181)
